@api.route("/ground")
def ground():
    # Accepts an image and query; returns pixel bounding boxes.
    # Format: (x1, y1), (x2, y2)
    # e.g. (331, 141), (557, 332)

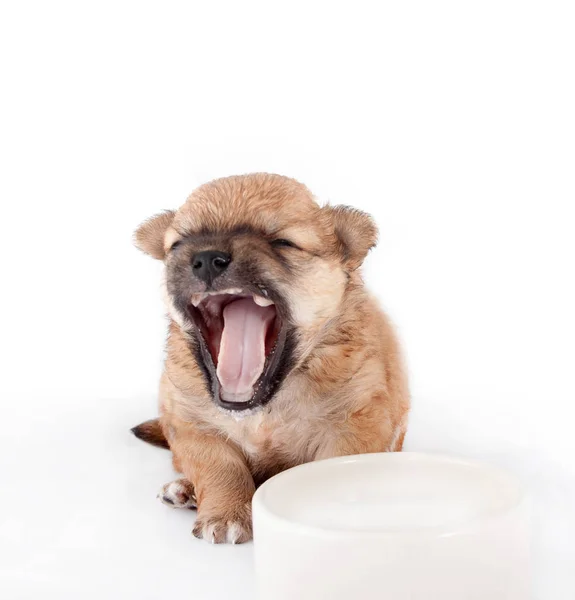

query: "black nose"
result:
(192, 250), (232, 284)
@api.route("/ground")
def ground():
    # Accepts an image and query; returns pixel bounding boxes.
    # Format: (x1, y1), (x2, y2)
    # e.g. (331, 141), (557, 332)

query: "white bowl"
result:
(252, 452), (531, 600)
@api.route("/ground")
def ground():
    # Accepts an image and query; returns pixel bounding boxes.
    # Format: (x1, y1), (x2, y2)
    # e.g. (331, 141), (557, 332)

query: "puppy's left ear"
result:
(134, 210), (176, 260)
(324, 205), (378, 270)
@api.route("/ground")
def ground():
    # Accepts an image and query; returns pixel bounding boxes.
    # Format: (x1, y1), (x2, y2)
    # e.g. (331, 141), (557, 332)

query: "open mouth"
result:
(187, 289), (288, 411)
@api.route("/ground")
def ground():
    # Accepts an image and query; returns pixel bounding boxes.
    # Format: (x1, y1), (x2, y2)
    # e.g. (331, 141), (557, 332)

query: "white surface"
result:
(253, 453), (530, 600)
(0, 1), (574, 599)
(0, 397), (572, 599)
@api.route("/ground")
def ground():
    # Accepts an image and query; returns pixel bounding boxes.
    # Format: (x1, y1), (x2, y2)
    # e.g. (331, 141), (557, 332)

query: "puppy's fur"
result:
(132, 173), (409, 544)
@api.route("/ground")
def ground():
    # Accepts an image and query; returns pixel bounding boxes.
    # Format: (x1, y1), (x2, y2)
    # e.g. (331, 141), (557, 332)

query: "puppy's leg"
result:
(392, 429), (406, 452)
(172, 454), (183, 473)
(159, 478), (196, 509)
(171, 419), (255, 544)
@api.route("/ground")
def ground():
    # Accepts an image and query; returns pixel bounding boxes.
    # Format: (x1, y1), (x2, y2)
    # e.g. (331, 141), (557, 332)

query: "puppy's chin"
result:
(179, 289), (296, 413)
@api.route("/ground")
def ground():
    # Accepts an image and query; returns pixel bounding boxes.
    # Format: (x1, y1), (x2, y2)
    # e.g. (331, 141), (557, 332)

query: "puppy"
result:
(132, 173), (409, 544)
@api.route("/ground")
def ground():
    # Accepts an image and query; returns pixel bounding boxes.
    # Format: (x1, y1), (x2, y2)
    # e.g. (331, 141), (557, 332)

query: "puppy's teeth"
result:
(191, 294), (205, 307)
(253, 295), (274, 307)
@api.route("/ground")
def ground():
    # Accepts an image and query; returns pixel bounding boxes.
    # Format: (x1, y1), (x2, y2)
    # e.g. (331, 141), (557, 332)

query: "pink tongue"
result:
(217, 298), (276, 402)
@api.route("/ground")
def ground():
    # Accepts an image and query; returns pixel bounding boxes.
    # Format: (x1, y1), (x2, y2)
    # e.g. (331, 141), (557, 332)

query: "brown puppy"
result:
(132, 173), (409, 544)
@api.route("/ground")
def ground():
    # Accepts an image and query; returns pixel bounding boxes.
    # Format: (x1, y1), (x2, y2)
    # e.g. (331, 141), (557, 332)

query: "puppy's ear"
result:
(134, 210), (176, 260)
(324, 205), (378, 270)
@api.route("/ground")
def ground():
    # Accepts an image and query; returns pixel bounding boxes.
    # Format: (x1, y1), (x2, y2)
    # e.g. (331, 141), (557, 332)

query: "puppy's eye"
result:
(169, 240), (182, 252)
(271, 239), (298, 249)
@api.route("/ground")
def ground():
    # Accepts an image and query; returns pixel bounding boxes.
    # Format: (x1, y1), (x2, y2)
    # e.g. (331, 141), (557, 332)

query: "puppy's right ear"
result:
(134, 210), (176, 260)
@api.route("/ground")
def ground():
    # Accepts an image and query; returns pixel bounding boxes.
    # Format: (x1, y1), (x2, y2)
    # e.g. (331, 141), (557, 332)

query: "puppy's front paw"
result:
(192, 503), (252, 544)
(158, 479), (196, 509)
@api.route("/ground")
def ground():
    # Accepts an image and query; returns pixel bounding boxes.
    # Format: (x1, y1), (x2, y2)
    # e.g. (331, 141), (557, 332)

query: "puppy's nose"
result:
(192, 250), (232, 284)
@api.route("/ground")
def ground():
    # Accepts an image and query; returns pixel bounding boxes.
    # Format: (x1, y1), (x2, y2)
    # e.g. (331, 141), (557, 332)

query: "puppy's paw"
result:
(192, 504), (252, 544)
(158, 478), (196, 509)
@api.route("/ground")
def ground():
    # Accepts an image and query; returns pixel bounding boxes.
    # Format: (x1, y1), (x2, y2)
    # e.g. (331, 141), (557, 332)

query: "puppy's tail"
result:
(130, 418), (169, 449)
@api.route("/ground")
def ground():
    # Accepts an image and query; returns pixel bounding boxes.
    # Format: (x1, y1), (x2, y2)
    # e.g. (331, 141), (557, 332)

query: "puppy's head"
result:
(135, 174), (377, 413)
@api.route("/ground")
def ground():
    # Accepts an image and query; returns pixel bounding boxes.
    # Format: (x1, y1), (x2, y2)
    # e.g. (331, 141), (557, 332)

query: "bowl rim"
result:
(252, 452), (527, 538)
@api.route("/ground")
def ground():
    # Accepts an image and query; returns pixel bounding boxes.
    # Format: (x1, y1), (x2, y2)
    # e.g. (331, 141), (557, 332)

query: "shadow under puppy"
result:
(132, 173), (409, 544)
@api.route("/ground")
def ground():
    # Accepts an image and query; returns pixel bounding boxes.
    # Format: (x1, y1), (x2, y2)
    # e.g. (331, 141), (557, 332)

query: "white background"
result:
(1, 1), (574, 599)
